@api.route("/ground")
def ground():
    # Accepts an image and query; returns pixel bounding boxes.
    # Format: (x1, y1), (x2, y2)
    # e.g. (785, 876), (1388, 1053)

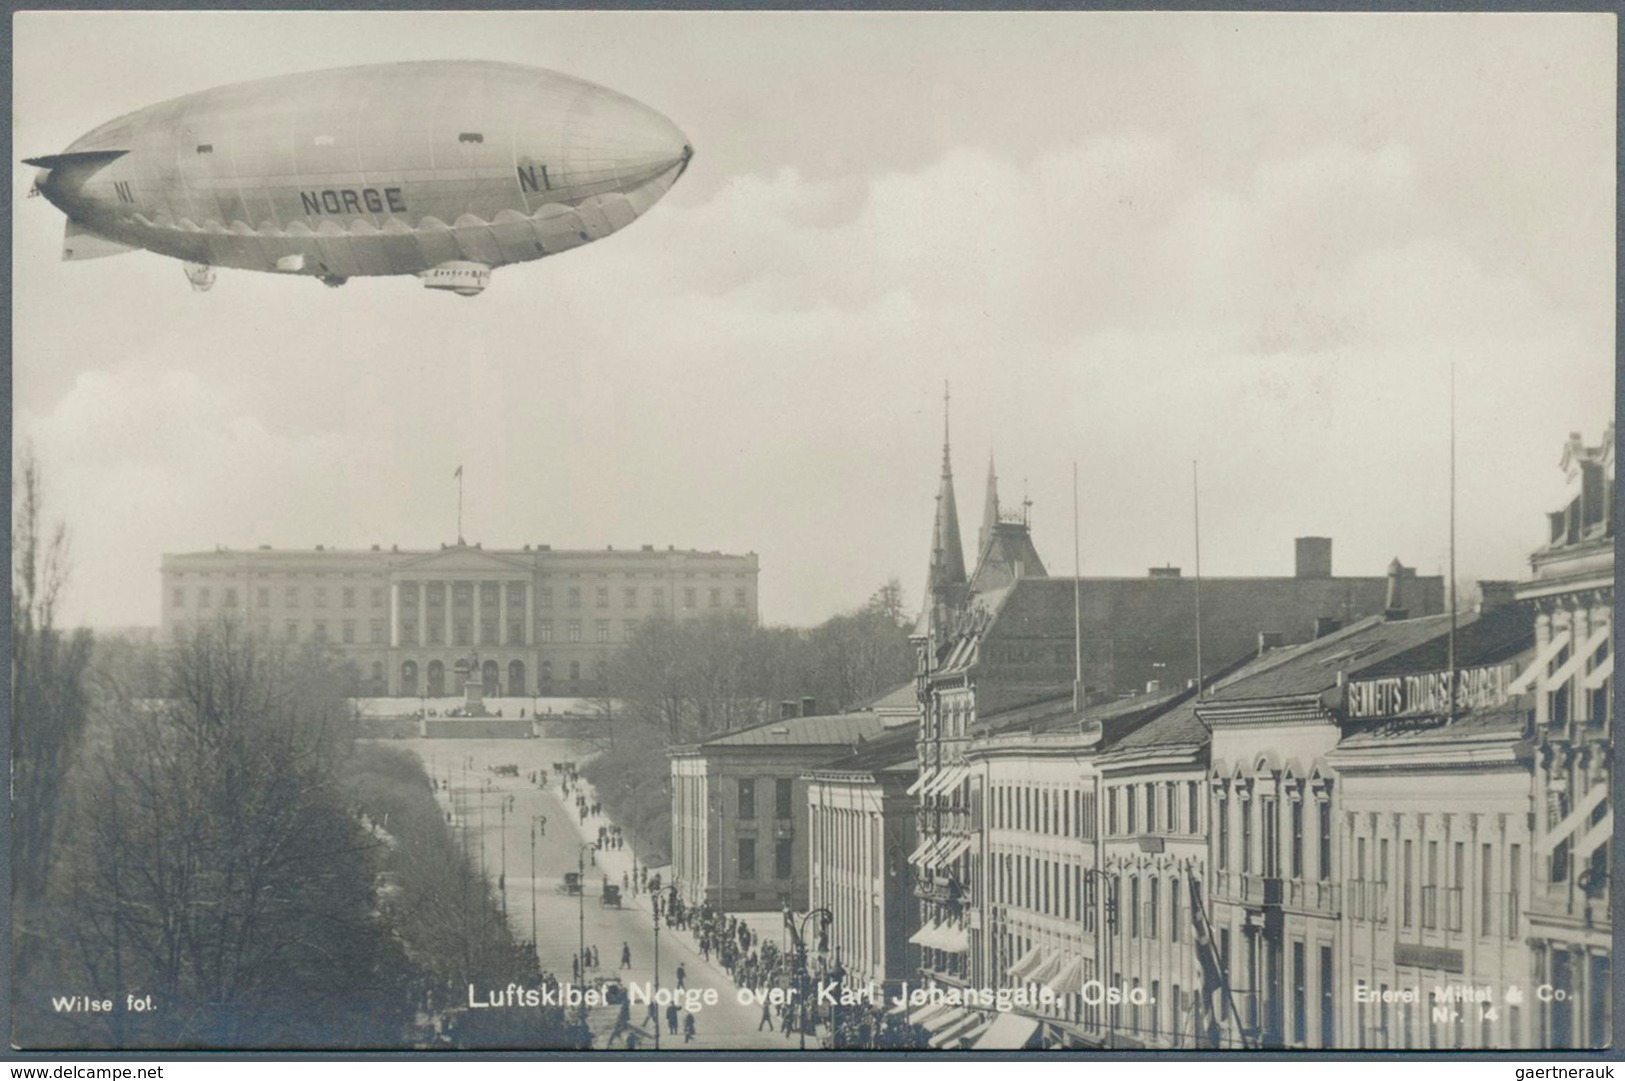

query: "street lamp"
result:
(651, 890), (664, 1050)
(529, 815), (547, 965)
(576, 841), (596, 985)
(1082, 867), (1121, 1048)
(788, 906), (834, 1050)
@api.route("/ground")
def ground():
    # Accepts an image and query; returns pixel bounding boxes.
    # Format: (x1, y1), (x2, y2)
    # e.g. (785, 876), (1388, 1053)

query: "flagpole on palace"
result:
(456, 465), (464, 544)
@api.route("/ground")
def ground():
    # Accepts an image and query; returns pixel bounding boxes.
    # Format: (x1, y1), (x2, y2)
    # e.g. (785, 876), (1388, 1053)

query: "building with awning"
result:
(1515, 422), (1612, 1050)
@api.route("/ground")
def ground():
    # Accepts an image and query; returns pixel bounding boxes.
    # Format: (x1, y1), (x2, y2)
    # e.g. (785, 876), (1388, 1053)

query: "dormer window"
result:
(459, 132), (484, 144)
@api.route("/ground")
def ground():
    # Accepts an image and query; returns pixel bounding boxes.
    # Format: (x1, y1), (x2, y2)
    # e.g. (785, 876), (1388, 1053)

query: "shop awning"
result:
(929, 1007), (975, 1040)
(957, 1015), (997, 1046)
(1006, 944), (1044, 982)
(906, 836), (935, 865)
(924, 764), (969, 798)
(1509, 630), (1573, 693)
(933, 835), (973, 867)
(934, 922), (970, 952)
(906, 770), (933, 797)
(973, 1011), (1041, 1050)
(1585, 652), (1614, 690)
(909, 920), (944, 947)
(1024, 951), (1063, 987)
(1547, 625), (1612, 691)
(1045, 957), (1083, 996)
(921, 1004), (972, 1035)
(907, 1000), (956, 1029)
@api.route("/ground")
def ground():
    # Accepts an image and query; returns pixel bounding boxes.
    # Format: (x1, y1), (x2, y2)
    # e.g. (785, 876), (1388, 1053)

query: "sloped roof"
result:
(1103, 698), (1207, 756)
(1202, 612), (1460, 702)
(698, 711), (887, 748)
(969, 520), (1049, 592)
(809, 727), (919, 775)
(1349, 604), (1532, 678)
(852, 680), (917, 713)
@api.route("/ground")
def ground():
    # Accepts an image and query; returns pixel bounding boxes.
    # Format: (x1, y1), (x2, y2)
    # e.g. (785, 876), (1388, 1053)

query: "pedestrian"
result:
(624, 1033), (638, 1051)
(645, 1001), (659, 1029)
(683, 1011), (696, 1043)
(675, 963), (686, 990)
(621, 942), (632, 969)
(622, 871), (630, 893)
(759, 1000), (773, 1031)
(666, 1003), (679, 1035)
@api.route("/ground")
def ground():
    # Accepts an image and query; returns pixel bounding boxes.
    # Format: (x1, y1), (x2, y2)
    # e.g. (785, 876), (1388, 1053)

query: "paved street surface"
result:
(413, 736), (788, 1050)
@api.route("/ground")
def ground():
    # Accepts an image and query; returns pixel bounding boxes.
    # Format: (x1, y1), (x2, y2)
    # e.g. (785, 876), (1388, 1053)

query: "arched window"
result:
(540, 660), (553, 691)
(508, 659), (526, 695)
(568, 660), (581, 683)
(594, 659), (608, 690)
(370, 661), (384, 692)
(428, 660), (445, 696)
(481, 659), (499, 695)
(400, 660), (418, 695)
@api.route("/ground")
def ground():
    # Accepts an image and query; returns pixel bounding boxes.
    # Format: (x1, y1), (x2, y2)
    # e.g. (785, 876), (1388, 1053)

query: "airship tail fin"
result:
(23, 149), (129, 171)
(63, 219), (137, 261)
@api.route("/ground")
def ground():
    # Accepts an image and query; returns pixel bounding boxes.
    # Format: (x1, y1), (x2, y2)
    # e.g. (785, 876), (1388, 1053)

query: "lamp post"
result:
(1082, 867), (1120, 1049)
(499, 798), (508, 921)
(789, 907), (834, 1051)
(651, 891), (663, 1050)
(576, 841), (595, 984)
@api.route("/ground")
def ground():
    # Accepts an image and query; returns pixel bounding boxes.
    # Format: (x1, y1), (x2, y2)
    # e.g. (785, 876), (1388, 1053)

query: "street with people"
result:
(416, 736), (785, 1049)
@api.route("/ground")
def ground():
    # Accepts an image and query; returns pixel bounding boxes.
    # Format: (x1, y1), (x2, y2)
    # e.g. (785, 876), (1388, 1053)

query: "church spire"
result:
(978, 451), (1000, 561)
(930, 381), (967, 590)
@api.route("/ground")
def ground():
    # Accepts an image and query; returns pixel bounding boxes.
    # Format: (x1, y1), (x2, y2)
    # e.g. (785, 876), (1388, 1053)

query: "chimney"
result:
(1295, 537), (1332, 579)
(780, 700), (798, 720)
(1258, 631), (1285, 656)
(1478, 580), (1518, 612)
(1314, 617), (1342, 639)
(1384, 558), (1408, 620)
(801, 696), (817, 717)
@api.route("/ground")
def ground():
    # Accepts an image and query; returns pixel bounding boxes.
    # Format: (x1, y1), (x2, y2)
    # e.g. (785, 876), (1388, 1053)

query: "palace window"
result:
(625, 587), (638, 607)
(739, 838), (756, 880)
(257, 587), (270, 608)
(709, 588), (721, 608)
(596, 620), (610, 643)
(313, 621), (328, 642)
(684, 588), (697, 609)
(372, 587), (384, 607)
(568, 621), (581, 642)
(172, 586), (185, 608)
(596, 587), (609, 608)
(735, 588), (747, 607)
(738, 780), (756, 819)
(539, 588), (553, 608)
(1318, 800), (1332, 881)
(198, 587), (212, 608)
(342, 587), (355, 608)
(223, 588), (238, 608)
(540, 622), (553, 642)
(314, 587), (327, 608)
(285, 621), (298, 642)
(342, 621), (354, 644)
(653, 587), (666, 607)
(568, 587), (581, 608)
(370, 621), (384, 644)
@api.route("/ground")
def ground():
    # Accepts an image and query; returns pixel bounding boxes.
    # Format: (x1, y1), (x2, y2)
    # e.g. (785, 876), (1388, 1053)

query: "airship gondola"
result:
(25, 60), (693, 296)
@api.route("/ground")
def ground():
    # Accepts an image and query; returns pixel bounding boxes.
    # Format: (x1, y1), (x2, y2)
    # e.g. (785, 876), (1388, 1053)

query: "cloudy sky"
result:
(12, 11), (1615, 630)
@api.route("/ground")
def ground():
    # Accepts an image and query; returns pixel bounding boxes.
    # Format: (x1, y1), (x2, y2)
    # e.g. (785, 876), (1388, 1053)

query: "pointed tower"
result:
(915, 382), (968, 646)
(977, 452), (1000, 564)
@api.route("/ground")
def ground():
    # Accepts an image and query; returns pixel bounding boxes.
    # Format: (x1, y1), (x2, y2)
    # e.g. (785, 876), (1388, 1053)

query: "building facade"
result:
(161, 541), (759, 696)
(804, 728), (920, 994)
(1515, 424), (1613, 1050)
(669, 706), (887, 913)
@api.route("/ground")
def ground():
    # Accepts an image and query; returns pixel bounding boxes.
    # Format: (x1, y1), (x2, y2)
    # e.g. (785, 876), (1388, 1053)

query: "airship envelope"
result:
(25, 61), (693, 296)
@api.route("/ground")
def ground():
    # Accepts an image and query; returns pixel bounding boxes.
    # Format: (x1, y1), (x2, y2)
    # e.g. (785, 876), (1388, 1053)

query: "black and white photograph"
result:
(8, 8), (1616, 1057)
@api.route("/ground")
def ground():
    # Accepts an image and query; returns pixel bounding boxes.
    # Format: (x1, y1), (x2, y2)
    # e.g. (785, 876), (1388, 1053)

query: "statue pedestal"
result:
(463, 678), (487, 717)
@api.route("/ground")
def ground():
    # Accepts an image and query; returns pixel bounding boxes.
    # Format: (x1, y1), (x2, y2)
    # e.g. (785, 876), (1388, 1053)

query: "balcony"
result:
(1237, 875), (1284, 907)
(1288, 878), (1342, 917)
(1346, 880), (1385, 922)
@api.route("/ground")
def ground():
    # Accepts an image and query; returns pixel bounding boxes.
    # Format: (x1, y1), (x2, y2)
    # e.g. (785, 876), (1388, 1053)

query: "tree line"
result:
(11, 454), (566, 1049)
(582, 580), (915, 865)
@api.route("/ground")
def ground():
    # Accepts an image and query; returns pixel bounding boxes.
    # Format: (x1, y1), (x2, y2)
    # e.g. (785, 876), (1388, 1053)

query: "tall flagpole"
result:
(1073, 462), (1082, 714)
(456, 465), (464, 544)
(1193, 461), (1204, 700)
(1448, 364), (1457, 723)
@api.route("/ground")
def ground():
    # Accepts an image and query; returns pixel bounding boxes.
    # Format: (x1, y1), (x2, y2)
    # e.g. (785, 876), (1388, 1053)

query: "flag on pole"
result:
(1188, 877), (1227, 1046)
(454, 465), (463, 478)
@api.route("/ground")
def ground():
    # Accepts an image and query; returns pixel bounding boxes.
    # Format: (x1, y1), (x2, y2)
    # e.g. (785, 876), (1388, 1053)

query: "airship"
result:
(24, 60), (692, 296)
